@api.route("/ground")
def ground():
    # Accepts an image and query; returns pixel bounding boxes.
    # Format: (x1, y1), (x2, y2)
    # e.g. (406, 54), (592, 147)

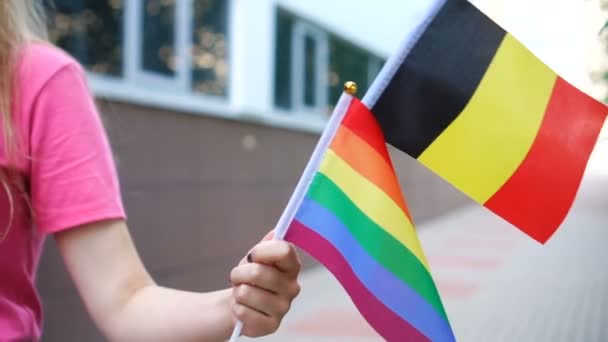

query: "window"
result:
(303, 35), (318, 107)
(274, 9), (294, 109)
(46, 0), (124, 77)
(274, 8), (385, 115)
(191, 0), (229, 96)
(328, 37), (370, 108)
(45, 0), (230, 98)
(132, 0), (186, 90)
(142, 0), (176, 77)
(291, 22), (328, 113)
(274, 10), (327, 113)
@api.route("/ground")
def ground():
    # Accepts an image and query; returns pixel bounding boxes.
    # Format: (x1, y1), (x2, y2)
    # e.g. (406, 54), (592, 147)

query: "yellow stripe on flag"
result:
(319, 149), (429, 270)
(418, 34), (557, 203)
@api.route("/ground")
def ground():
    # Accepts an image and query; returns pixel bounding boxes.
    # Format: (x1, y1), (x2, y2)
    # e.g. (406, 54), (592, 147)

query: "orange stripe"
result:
(342, 98), (393, 167)
(330, 124), (411, 221)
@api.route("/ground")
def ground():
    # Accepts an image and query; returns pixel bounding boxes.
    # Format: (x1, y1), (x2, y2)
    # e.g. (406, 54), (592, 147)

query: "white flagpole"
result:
(228, 321), (244, 342)
(227, 83), (357, 342)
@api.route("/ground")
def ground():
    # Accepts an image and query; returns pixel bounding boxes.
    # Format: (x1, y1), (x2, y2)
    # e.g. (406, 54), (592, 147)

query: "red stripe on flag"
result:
(485, 78), (608, 243)
(341, 98), (414, 221)
(342, 99), (393, 167)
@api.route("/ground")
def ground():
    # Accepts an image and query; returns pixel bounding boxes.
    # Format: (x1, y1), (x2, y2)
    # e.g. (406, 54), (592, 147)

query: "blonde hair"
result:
(0, 0), (48, 241)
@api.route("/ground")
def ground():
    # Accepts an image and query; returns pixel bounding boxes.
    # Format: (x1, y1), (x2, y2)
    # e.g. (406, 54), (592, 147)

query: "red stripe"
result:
(485, 78), (608, 243)
(341, 98), (413, 221)
(342, 98), (392, 165)
(285, 220), (430, 342)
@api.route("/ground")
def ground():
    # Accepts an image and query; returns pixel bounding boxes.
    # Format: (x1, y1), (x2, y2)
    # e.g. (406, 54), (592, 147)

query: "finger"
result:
(233, 284), (291, 318)
(249, 241), (301, 275)
(230, 262), (293, 295)
(232, 301), (281, 338)
(260, 229), (275, 242)
(236, 230), (274, 265)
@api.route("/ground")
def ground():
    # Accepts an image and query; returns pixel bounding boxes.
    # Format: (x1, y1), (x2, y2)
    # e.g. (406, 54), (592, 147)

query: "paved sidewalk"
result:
(245, 140), (608, 342)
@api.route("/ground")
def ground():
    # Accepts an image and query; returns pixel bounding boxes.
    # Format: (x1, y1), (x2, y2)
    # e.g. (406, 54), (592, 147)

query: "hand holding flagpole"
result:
(227, 82), (358, 342)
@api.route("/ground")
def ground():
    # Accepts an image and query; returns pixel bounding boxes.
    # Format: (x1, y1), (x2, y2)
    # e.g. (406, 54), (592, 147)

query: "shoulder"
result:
(17, 42), (85, 91)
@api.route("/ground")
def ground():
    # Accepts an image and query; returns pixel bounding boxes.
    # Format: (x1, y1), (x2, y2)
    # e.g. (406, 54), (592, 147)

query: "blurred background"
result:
(36, 0), (607, 340)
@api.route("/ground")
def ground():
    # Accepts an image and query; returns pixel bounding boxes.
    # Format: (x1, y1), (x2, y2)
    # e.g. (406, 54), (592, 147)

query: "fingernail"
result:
(246, 252), (253, 263)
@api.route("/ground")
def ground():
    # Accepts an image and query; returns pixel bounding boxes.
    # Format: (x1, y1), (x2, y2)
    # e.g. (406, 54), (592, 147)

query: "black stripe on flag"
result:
(371, 0), (506, 158)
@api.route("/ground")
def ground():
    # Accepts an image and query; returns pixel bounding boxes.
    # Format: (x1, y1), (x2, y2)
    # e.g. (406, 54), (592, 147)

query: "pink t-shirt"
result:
(0, 43), (125, 341)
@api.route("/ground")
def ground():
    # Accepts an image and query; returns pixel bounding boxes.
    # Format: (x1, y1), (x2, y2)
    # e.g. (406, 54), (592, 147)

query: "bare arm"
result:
(54, 220), (300, 341)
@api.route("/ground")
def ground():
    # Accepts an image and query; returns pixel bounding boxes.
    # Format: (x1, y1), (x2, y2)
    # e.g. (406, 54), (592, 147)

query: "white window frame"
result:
(272, 15), (386, 121)
(289, 21), (329, 116)
(86, 0), (234, 119)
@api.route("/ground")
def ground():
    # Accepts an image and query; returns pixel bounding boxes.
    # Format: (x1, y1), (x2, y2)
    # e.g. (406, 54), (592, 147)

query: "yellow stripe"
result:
(319, 149), (430, 270)
(418, 34), (557, 203)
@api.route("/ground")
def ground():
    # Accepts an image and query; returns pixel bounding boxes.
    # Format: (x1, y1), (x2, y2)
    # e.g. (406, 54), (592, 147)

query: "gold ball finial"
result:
(344, 81), (357, 95)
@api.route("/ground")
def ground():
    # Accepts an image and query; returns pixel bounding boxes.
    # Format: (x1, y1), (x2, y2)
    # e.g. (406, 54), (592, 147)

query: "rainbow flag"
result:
(362, 0), (608, 243)
(277, 94), (455, 341)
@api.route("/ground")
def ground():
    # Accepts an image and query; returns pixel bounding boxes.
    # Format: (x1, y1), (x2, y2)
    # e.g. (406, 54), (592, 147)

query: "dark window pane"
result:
(45, 0), (123, 76)
(191, 0), (229, 97)
(328, 36), (370, 107)
(274, 9), (293, 109)
(142, 0), (176, 76)
(368, 56), (384, 84)
(303, 35), (317, 107)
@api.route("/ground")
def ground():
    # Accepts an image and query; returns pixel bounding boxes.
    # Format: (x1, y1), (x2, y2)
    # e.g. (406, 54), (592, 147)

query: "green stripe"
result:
(307, 173), (447, 319)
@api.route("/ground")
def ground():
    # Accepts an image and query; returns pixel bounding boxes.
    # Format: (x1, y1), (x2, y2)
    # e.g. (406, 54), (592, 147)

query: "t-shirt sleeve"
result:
(29, 62), (126, 233)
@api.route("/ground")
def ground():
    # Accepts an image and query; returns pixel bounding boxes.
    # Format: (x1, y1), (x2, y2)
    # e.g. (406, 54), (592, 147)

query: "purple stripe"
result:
(292, 197), (455, 341)
(286, 220), (430, 342)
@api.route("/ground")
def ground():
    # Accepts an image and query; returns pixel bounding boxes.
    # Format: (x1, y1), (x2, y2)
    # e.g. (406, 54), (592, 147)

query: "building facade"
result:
(36, 1), (472, 340)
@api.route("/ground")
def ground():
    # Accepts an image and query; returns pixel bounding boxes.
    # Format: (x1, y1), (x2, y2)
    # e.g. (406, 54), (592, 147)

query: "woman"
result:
(0, 1), (301, 341)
